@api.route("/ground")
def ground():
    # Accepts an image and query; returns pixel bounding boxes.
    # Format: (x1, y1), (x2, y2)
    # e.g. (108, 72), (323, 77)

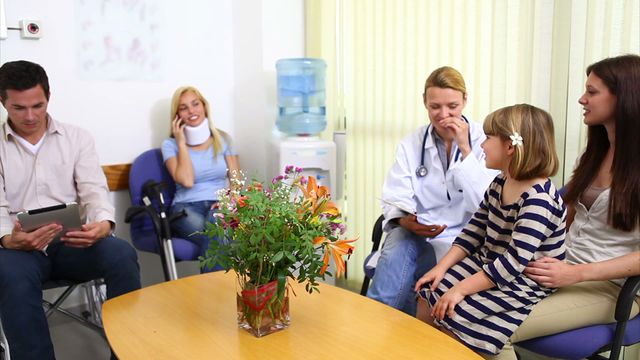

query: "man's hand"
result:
(2, 222), (62, 251)
(398, 214), (447, 238)
(524, 257), (580, 288)
(61, 221), (112, 248)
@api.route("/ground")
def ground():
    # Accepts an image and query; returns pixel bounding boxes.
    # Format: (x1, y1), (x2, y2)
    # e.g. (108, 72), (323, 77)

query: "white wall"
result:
(0, 0), (304, 286)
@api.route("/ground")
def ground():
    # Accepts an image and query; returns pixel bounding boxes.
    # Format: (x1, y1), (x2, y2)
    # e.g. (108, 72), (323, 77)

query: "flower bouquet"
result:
(201, 166), (357, 337)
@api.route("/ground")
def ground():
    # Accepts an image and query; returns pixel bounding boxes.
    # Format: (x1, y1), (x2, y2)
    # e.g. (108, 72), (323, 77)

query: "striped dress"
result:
(419, 175), (566, 355)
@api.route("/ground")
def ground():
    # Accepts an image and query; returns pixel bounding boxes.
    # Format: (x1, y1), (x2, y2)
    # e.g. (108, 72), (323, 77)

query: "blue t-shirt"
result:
(161, 136), (236, 204)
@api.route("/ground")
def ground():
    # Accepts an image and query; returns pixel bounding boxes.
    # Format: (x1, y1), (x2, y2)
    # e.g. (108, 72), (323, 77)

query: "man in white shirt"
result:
(0, 60), (141, 359)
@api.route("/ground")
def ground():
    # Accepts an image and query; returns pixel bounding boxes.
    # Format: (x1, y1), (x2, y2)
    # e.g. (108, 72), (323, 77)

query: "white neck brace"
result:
(184, 118), (211, 146)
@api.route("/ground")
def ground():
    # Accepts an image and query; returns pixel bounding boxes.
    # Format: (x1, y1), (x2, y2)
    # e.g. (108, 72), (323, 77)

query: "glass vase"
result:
(236, 277), (290, 337)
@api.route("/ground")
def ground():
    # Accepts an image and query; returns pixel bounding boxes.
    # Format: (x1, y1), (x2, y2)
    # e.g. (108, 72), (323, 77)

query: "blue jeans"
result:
(0, 236), (141, 359)
(366, 226), (437, 316)
(169, 200), (223, 273)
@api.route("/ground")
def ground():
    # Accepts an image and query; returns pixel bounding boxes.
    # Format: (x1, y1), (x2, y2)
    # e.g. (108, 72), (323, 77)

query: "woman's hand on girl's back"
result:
(524, 257), (580, 288)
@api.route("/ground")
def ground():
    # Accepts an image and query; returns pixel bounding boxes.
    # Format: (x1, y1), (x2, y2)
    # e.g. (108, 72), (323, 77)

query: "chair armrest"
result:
(607, 275), (640, 360)
(169, 209), (187, 223)
(125, 206), (162, 238)
(125, 206), (147, 223)
(615, 275), (640, 322)
(125, 206), (158, 225)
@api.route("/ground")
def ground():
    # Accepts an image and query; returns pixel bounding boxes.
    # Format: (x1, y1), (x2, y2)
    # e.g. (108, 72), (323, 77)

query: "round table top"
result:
(103, 271), (482, 359)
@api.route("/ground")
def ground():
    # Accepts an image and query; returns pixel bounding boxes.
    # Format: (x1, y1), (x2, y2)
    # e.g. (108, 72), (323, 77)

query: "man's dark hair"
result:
(0, 60), (50, 101)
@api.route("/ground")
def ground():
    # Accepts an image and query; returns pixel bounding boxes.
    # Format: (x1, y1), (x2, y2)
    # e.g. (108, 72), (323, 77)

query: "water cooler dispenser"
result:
(272, 58), (337, 196)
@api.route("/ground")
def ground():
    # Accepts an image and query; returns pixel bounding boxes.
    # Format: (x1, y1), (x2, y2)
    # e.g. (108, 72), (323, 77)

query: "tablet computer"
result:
(17, 202), (83, 234)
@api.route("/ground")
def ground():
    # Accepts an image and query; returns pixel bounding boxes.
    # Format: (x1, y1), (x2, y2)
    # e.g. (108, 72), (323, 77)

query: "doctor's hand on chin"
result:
(398, 215), (447, 238)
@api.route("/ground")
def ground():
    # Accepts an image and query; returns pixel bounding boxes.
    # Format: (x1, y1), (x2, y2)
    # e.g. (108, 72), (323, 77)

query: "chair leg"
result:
(48, 306), (104, 334)
(360, 277), (371, 296)
(83, 280), (106, 327)
(43, 282), (106, 336)
(43, 285), (79, 317)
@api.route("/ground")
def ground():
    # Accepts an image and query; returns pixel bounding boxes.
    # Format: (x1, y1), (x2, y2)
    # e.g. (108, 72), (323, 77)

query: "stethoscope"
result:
(415, 115), (471, 178)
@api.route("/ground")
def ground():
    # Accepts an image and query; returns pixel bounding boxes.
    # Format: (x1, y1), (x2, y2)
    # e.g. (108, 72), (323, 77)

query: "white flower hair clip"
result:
(510, 132), (524, 147)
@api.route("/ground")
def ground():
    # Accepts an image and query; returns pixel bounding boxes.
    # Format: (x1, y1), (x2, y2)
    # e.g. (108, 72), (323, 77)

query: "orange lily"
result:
(250, 182), (263, 192)
(314, 198), (340, 217)
(313, 236), (357, 278)
(237, 195), (249, 208)
(298, 176), (340, 218)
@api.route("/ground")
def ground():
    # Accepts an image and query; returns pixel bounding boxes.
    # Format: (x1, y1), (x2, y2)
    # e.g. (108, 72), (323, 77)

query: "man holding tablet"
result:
(0, 60), (141, 359)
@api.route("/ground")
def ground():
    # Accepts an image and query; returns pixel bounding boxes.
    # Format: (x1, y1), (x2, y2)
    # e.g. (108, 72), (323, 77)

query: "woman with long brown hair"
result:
(497, 54), (640, 359)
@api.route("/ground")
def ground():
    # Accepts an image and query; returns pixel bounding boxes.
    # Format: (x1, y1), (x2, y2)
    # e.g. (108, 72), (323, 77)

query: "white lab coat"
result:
(381, 119), (499, 260)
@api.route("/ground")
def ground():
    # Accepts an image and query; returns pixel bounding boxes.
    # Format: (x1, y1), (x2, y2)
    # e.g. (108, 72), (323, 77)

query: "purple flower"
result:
(284, 165), (294, 174)
(295, 167), (303, 173)
(300, 177), (308, 185)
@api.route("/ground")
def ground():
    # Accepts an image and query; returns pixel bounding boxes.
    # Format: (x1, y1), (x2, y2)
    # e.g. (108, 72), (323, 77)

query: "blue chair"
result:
(360, 215), (385, 296)
(516, 275), (640, 359)
(125, 148), (200, 281)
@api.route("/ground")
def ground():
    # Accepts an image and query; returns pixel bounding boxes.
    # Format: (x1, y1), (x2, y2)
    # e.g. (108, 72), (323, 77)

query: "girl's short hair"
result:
(423, 66), (467, 100)
(483, 104), (558, 180)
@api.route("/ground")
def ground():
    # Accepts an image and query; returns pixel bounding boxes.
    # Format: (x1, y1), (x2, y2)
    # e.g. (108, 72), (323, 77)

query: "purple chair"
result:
(517, 275), (640, 360)
(125, 148), (200, 281)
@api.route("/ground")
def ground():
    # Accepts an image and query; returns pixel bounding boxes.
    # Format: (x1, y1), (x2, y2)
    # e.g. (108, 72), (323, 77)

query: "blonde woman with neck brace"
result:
(162, 86), (240, 272)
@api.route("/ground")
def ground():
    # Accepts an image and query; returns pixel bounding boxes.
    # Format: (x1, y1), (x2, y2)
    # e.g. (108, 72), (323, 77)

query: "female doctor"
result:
(367, 66), (498, 316)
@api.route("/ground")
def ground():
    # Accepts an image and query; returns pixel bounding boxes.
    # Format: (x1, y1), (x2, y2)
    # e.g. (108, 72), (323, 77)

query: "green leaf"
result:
(271, 251), (284, 263)
(284, 251), (296, 263)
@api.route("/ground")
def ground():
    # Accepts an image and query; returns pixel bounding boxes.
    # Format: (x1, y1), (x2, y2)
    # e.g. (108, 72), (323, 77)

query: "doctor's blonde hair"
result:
(170, 86), (230, 156)
(423, 66), (467, 100)
(483, 104), (558, 180)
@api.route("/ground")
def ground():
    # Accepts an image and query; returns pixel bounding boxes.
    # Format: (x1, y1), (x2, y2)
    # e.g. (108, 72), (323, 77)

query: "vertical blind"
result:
(306, 0), (640, 284)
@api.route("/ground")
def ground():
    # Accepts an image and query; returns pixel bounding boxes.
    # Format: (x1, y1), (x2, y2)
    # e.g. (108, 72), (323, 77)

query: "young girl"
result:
(414, 104), (566, 355)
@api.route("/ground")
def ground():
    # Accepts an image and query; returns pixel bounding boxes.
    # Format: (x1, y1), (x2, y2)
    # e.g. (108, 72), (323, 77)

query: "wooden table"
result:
(103, 271), (482, 359)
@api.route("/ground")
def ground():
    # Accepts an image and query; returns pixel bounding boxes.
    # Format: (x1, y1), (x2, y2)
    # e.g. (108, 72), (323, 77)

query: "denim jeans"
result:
(366, 226), (437, 316)
(0, 236), (141, 359)
(169, 200), (223, 272)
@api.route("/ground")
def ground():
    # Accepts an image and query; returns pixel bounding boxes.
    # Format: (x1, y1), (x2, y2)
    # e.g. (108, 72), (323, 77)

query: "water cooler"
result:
(272, 58), (337, 196)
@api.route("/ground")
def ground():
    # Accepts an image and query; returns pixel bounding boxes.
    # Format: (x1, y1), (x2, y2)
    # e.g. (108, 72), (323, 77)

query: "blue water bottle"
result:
(276, 58), (327, 136)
